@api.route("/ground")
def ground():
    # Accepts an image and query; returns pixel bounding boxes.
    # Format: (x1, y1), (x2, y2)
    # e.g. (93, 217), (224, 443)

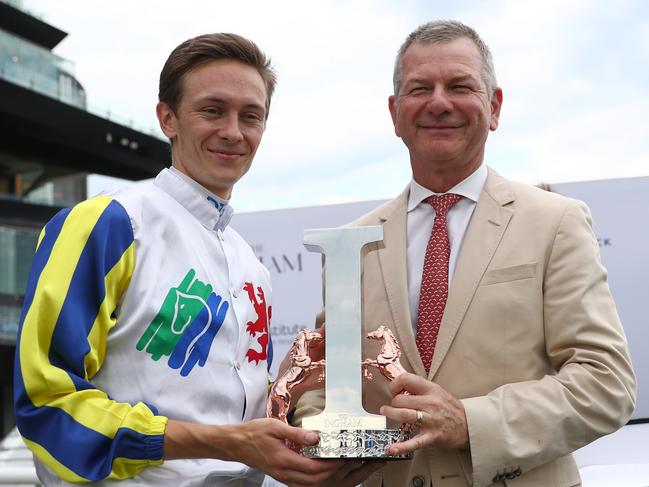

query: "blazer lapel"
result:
(375, 187), (428, 377)
(428, 169), (515, 379)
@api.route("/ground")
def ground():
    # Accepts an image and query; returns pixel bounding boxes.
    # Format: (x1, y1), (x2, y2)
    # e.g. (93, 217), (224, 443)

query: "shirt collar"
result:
(407, 163), (488, 212)
(154, 167), (234, 231)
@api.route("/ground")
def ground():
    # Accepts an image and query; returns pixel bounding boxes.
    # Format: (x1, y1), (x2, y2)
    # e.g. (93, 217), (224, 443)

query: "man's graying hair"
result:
(393, 20), (497, 97)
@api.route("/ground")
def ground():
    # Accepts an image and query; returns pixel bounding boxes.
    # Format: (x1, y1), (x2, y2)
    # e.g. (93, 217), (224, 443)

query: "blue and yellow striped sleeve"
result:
(13, 195), (168, 482)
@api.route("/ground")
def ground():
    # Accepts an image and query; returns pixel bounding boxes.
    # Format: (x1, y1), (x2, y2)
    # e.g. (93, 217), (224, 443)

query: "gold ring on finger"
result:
(415, 410), (424, 424)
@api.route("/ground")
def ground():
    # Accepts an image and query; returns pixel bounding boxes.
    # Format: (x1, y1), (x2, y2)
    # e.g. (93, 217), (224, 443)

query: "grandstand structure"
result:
(0, 0), (168, 448)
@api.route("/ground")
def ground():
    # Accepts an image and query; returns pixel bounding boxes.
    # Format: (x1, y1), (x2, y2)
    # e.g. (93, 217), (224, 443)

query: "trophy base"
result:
(302, 429), (413, 459)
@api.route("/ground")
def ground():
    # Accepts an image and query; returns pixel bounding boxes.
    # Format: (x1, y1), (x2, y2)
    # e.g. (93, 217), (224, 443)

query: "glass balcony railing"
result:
(0, 61), (164, 137)
(0, 27), (75, 77)
(0, 226), (39, 296)
(0, 167), (87, 207)
(0, 59), (163, 137)
(0, 225), (37, 343)
(0, 60), (85, 107)
(0, 303), (21, 343)
(0, 28), (163, 137)
(1, 0), (43, 22)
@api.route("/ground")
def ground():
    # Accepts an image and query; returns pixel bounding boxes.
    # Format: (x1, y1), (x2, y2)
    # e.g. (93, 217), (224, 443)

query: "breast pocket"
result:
(481, 263), (537, 286)
(456, 261), (544, 392)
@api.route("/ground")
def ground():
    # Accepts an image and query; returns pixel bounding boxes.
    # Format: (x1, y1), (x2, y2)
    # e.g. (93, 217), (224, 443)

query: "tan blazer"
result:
(294, 169), (636, 487)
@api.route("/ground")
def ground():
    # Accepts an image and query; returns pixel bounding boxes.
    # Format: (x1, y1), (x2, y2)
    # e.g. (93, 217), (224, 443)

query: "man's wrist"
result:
(164, 420), (246, 461)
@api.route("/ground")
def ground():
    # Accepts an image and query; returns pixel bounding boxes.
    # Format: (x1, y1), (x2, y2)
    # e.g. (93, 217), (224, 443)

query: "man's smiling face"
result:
(157, 58), (267, 199)
(389, 37), (502, 188)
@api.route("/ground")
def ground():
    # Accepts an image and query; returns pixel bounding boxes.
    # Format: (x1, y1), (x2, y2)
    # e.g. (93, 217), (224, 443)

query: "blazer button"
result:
(411, 475), (426, 487)
(514, 467), (522, 477)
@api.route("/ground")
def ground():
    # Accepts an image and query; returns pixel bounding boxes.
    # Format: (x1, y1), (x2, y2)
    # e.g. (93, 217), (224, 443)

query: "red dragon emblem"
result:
(244, 281), (271, 365)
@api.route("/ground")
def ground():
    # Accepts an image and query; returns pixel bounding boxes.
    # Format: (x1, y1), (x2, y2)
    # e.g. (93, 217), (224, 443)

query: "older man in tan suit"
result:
(294, 20), (636, 487)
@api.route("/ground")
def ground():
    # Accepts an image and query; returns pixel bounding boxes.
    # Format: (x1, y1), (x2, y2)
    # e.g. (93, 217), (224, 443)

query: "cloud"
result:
(28, 0), (649, 209)
(455, 0), (649, 184)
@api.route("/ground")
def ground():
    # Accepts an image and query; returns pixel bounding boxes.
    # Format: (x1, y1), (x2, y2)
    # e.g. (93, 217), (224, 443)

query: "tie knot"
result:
(424, 193), (462, 217)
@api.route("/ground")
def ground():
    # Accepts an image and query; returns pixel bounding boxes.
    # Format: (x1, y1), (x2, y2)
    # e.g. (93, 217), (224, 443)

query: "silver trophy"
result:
(267, 226), (413, 459)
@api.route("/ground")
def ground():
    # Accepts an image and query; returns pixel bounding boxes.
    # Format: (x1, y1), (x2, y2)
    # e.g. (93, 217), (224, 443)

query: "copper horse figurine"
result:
(267, 328), (325, 422)
(268, 325), (409, 433)
(362, 325), (407, 382)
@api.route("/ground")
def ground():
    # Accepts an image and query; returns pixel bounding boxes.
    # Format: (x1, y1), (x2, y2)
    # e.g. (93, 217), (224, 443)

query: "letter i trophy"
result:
(266, 226), (413, 459)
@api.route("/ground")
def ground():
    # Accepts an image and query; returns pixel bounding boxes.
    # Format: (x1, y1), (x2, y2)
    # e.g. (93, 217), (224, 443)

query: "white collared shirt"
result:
(406, 164), (487, 330)
(168, 165), (234, 231)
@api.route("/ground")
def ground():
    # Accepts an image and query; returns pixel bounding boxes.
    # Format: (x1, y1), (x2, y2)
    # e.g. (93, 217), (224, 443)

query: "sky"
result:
(24, 0), (649, 213)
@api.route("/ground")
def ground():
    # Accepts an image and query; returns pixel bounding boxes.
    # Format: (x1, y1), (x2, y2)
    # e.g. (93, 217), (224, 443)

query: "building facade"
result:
(0, 0), (170, 438)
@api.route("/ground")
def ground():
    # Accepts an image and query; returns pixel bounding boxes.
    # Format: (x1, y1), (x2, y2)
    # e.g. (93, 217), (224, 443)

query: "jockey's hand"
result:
(165, 419), (343, 487)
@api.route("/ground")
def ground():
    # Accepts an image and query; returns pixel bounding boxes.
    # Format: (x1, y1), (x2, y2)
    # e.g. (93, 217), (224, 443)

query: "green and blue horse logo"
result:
(136, 269), (229, 376)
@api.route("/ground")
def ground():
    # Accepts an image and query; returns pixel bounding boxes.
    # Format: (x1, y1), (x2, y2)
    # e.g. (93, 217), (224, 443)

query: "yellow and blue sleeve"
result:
(13, 195), (168, 482)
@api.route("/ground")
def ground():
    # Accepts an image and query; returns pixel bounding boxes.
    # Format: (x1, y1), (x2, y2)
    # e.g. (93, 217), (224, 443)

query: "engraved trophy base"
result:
(302, 428), (413, 460)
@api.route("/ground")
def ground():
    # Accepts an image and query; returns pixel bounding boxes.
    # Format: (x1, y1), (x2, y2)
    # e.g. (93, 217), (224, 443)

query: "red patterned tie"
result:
(416, 193), (462, 372)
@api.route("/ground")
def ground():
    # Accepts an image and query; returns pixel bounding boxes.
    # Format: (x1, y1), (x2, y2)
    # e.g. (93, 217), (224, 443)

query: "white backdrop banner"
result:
(552, 177), (648, 421)
(231, 176), (648, 421)
(231, 200), (384, 375)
